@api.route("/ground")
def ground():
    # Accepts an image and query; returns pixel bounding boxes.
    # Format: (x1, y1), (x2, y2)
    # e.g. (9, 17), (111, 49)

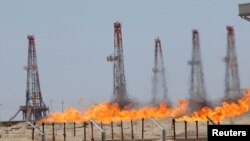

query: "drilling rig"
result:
(224, 26), (242, 101)
(188, 29), (208, 112)
(107, 22), (131, 108)
(10, 35), (48, 121)
(151, 37), (171, 107)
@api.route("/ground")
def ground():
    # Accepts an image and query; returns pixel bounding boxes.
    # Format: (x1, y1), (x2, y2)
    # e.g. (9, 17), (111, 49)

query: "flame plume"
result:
(176, 89), (250, 122)
(40, 100), (187, 123)
(40, 90), (250, 123)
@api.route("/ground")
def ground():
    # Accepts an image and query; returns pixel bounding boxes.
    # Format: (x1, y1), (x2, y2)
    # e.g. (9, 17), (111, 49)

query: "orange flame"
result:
(40, 100), (187, 123)
(40, 90), (250, 123)
(176, 89), (250, 122)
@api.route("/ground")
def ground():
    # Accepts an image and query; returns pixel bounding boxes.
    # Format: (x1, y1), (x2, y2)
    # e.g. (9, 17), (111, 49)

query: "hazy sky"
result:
(0, 0), (250, 120)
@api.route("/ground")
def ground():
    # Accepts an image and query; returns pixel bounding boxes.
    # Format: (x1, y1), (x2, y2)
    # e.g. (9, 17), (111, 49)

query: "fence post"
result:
(42, 134), (45, 141)
(63, 122), (66, 141)
(101, 122), (103, 129)
(162, 129), (166, 141)
(90, 120), (106, 141)
(84, 122), (87, 141)
(172, 119), (176, 140)
(121, 120), (124, 140)
(27, 121), (45, 141)
(91, 122), (94, 141)
(42, 122), (45, 141)
(74, 122), (76, 136)
(131, 120), (134, 139)
(142, 118), (144, 139)
(196, 121), (198, 139)
(52, 122), (55, 141)
(102, 131), (106, 141)
(32, 121), (36, 140)
(42, 122), (45, 134)
(184, 121), (187, 140)
(111, 121), (114, 139)
(150, 118), (166, 141)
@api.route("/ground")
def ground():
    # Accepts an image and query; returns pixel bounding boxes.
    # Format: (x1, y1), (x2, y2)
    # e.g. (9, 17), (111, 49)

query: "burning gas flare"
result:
(176, 89), (250, 122)
(40, 90), (250, 123)
(40, 100), (187, 123)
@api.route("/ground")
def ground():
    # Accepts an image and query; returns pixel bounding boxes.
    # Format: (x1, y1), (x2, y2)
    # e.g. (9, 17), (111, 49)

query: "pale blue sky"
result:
(0, 0), (250, 120)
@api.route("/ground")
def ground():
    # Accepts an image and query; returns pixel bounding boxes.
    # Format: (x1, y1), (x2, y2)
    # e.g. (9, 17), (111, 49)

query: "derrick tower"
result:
(188, 29), (207, 112)
(12, 35), (48, 121)
(151, 37), (171, 106)
(224, 26), (242, 101)
(107, 22), (131, 108)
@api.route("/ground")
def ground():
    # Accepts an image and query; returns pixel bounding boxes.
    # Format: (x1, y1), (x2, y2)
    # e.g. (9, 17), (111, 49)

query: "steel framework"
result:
(10, 35), (48, 121)
(151, 37), (171, 106)
(188, 30), (207, 112)
(107, 22), (131, 108)
(224, 26), (242, 101)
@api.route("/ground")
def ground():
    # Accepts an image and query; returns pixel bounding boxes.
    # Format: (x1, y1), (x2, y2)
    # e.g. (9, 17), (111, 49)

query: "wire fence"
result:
(0, 118), (209, 141)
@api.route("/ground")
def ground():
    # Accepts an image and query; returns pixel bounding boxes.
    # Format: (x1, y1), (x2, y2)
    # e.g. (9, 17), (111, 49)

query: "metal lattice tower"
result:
(151, 37), (171, 106)
(188, 29), (207, 112)
(107, 22), (131, 108)
(224, 26), (242, 101)
(16, 35), (48, 121)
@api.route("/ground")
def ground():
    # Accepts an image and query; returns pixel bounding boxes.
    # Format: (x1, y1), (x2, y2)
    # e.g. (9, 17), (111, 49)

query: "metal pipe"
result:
(184, 121), (187, 139)
(121, 120), (124, 140)
(142, 118), (144, 139)
(206, 116), (216, 125)
(42, 134), (45, 141)
(162, 129), (166, 141)
(90, 119), (106, 141)
(150, 118), (166, 141)
(111, 121), (114, 139)
(27, 121), (45, 141)
(195, 121), (198, 139)
(131, 120), (134, 139)
(101, 131), (106, 141)
(172, 119), (176, 140)
(90, 120), (105, 132)
(100, 121), (106, 141)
